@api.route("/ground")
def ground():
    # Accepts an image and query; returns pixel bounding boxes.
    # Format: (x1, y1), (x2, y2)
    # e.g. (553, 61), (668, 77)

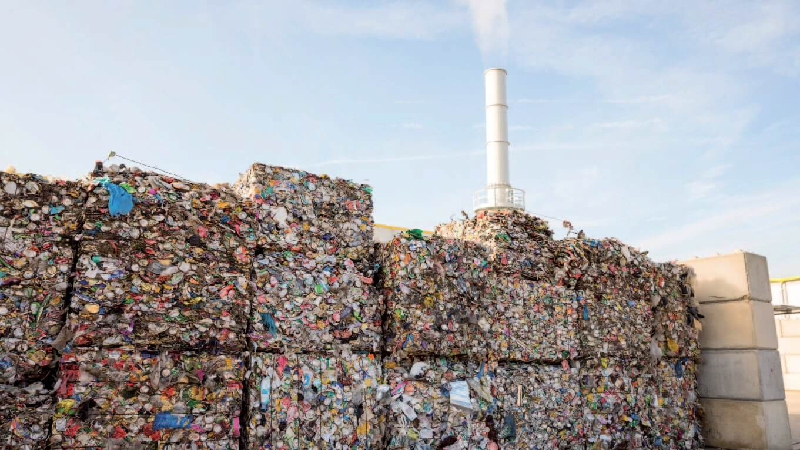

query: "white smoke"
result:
(458, 0), (509, 65)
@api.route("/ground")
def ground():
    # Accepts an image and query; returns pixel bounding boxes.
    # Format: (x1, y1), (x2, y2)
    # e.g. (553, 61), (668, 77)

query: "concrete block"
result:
(681, 252), (772, 303)
(701, 398), (791, 450)
(699, 301), (778, 349)
(698, 349), (785, 401)
(778, 319), (800, 338)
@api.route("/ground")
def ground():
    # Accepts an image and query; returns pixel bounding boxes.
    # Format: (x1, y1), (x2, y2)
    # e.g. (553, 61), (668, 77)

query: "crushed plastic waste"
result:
(651, 358), (702, 449)
(379, 232), (579, 362)
(0, 382), (53, 449)
(237, 163), (381, 354)
(0, 164), (703, 449)
(50, 348), (243, 449)
(67, 238), (252, 351)
(378, 357), (583, 450)
(432, 210), (703, 449)
(66, 164), (254, 352)
(579, 358), (655, 449)
(245, 350), (380, 449)
(1, 172), (86, 383)
(81, 164), (256, 256)
(436, 210), (562, 284)
(249, 250), (381, 353)
(234, 163), (374, 262)
(378, 234), (491, 358)
(652, 263), (701, 360)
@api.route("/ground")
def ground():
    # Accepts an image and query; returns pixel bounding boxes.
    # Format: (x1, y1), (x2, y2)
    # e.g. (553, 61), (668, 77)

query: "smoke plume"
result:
(459, 0), (509, 65)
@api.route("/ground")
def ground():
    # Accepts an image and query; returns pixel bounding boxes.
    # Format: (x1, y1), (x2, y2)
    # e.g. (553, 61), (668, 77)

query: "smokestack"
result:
(474, 68), (525, 212)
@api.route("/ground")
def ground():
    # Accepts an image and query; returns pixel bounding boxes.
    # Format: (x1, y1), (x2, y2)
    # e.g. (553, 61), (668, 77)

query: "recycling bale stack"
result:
(433, 211), (704, 449)
(376, 227), (584, 449)
(50, 348), (244, 449)
(434, 210), (582, 362)
(0, 382), (53, 449)
(378, 357), (584, 450)
(435, 210), (566, 285)
(649, 263), (703, 449)
(0, 162), (705, 449)
(0, 172), (86, 382)
(233, 164), (380, 353)
(0, 172), (86, 449)
(566, 238), (655, 360)
(428, 211), (584, 448)
(234, 163), (382, 449)
(568, 238), (703, 448)
(67, 164), (255, 350)
(53, 163), (255, 449)
(377, 234), (491, 359)
(245, 350), (381, 449)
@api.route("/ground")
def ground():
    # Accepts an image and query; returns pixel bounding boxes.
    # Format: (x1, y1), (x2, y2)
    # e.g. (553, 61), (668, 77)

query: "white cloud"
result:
(637, 178), (800, 259)
(681, 1), (800, 74)
(295, 0), (467, 40)
(638, 203), (781, 252)
(514, 98), (565, 104)
(684, 164), (732, 201)
(597, 118), (665, 130)
(308, 150), (482, 168)
(391, 122), (424, 129)
(603, 95), (675, 104)
(684, 180), (718, 200)
(514, 95), (674, 105)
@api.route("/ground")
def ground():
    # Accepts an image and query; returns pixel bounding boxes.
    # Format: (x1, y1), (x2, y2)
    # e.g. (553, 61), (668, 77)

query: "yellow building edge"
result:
(374, 223), (434, 234)
(771, 275), (800, 283)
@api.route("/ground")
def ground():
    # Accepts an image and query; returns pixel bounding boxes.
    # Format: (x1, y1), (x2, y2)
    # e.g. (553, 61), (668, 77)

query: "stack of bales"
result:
(234, 164), (382, 449)
(0, 172), (86, 448)
(649, 262), (703, 449)
(379, 357), (583, 450)
(51, 349), (244, 449)
(51, 164), (254, 449)
(568, 239), (702, 449)
(0, 173), (85, 380)
(245, 350), (381, 449)
(1, 382), (52, 449)
(377, 223), (583, 449)
(378, 235), (491, 358)
(434, 210), (703, 449)
(0, 162), (704, 449)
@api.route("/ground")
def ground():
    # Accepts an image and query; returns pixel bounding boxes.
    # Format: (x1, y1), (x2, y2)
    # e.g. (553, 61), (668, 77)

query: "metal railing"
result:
(473, 186), (525, 211)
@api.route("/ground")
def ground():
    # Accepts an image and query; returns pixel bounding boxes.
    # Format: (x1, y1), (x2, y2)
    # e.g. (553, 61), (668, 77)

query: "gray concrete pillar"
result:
(682, 252), (792, 450)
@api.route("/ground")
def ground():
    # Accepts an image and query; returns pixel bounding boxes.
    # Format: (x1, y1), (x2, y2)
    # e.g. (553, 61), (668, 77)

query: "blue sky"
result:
(1, 1), (799, 277)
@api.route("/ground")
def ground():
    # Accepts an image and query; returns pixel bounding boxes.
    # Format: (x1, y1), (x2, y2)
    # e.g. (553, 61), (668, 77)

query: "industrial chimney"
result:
(473, 68), (525, 212)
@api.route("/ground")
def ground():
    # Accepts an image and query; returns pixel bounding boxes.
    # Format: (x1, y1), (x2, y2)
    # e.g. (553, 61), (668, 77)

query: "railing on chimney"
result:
(473, 186), (525, 211)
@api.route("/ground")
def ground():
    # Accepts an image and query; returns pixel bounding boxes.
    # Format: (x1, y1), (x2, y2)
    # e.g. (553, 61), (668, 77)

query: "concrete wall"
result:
(772, 278), (800, 306)
(776, 317), (800, 391)
(682, 252), (792, 450)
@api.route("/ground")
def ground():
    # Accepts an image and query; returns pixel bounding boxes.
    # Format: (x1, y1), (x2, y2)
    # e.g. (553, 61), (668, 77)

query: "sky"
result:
(1, 1), (799, 277)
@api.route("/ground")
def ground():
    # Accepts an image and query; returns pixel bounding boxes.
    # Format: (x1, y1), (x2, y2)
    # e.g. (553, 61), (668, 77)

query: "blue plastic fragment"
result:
(153, 413), (192, 430)
(103, 182), (134, 216)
